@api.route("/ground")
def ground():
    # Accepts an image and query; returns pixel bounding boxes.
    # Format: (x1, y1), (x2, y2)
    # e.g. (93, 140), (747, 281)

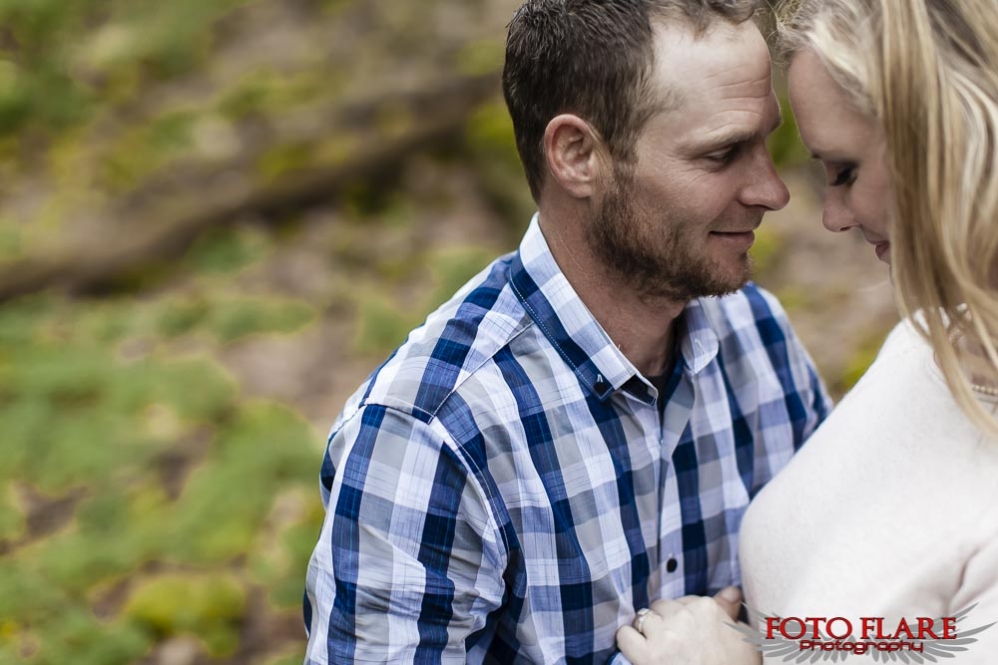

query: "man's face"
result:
(587, 20), (789, 302)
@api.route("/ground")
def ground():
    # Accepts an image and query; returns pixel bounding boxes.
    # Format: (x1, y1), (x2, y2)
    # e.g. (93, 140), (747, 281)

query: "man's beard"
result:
(585, 170), (753, 303)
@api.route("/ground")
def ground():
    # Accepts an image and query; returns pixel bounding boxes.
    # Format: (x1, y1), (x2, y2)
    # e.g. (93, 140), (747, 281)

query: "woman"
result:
(616, 0), (998, 661)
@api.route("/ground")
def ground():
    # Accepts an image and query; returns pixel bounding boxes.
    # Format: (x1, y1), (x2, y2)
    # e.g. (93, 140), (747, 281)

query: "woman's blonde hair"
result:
(778, 0), (998, 435)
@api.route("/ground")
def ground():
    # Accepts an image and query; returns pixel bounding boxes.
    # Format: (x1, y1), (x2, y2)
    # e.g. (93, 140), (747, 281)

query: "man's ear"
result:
(543, 114), (606, 199)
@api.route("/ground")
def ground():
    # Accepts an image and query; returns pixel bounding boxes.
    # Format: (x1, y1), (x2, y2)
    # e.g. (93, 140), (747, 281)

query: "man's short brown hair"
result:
(502, 0), (760, 201)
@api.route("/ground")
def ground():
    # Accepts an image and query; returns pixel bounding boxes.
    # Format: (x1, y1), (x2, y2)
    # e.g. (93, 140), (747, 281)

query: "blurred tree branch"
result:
(0, 71), (501, 301)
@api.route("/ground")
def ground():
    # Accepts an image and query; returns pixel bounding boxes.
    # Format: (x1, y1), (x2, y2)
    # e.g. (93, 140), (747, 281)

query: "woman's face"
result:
(788, 49), (894, 264)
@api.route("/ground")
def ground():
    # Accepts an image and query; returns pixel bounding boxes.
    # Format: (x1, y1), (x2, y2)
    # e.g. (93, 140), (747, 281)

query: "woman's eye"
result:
(830, 166), (857, 187)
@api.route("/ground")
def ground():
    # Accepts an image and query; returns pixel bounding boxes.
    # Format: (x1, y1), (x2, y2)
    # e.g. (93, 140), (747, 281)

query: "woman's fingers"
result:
(618, 596), (756, 665)
(616, 624), (645, 645)
(652, 596), (731, 628)
(713, 586), (743, 621)
(616, 624), (650, 662)
(634, 606), (667, 635)
(668, 593), (738, 619)
(649, 598), (686, 622)
(650, 597), (715, 630)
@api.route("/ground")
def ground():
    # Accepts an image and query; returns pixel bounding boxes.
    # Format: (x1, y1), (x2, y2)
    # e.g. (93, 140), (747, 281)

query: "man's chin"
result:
(641, 271), (750, 302)
(692, 257), (753, 299)
(693, 281), (748, 300)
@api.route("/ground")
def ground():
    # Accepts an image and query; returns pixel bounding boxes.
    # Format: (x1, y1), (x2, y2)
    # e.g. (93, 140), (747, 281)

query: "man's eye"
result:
(830, 166), (857, 187)
(706, 145), (739, 164)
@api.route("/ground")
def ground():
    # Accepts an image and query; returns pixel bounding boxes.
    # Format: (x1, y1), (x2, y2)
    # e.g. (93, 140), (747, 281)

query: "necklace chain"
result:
(971, 382), (998, 397)
(945, 330), (998, 396)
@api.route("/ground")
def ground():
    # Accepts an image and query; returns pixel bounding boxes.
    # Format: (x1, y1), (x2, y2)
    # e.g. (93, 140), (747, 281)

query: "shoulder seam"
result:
(360, 294), (534, 424)
(426, 314), (535, 421)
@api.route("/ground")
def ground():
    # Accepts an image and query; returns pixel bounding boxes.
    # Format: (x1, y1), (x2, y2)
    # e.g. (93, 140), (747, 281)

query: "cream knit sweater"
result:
(739, 320), (998, 663)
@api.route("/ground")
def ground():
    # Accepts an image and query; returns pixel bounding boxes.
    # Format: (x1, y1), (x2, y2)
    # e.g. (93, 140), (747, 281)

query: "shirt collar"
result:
(678, 298), (720, 376)
(508, 214), (720, 402)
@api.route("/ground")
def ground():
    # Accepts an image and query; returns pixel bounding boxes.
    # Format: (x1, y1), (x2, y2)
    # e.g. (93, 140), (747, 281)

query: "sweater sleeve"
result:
(946, 521), (998, 663)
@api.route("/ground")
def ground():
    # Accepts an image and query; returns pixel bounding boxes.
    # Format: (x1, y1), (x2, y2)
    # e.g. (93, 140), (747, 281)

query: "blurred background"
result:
(0, 1), (898, 663)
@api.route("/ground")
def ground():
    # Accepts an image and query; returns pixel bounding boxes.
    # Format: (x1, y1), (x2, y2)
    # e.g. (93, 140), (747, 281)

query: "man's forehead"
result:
(649, 19), (772, 97)
(645, 19), (775, 141)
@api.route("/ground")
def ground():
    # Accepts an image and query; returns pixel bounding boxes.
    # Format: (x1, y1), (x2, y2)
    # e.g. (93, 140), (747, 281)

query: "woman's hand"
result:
(616, 587), (761, 665)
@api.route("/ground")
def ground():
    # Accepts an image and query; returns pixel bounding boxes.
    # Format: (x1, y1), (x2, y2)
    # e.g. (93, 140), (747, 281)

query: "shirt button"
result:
(594, 380), (609, 393)
(666, 557), (678, 573)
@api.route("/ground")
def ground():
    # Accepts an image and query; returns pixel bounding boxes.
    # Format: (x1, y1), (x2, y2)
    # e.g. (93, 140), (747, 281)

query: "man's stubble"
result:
(585, 167), (754, 304)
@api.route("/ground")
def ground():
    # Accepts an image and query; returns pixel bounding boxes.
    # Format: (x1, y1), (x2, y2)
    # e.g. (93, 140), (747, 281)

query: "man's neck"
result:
(539, 210), (685, 378)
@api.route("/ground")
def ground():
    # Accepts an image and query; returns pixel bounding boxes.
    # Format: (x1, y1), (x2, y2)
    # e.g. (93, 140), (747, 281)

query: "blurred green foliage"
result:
(209, 298), (316, 343)
(354, 246), (496, 356)
(465, 102), (536, 232)
(455, 40), (506, 78)
(217, 68), (330, 121)
(748, 226), (785, 277)
(0, 0), (253, 142)
(0, 280), (322, 662)
(124, 573), (246, 655)
(837, 327), (890, 394)
(466, 102), (523, 177)
(769, 94), (811, 169)
(184, 226), (273, 277)
(100, 111), (200, 191)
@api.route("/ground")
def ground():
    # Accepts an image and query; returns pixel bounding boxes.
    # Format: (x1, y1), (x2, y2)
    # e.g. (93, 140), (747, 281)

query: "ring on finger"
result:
(633, 608), (652, 634)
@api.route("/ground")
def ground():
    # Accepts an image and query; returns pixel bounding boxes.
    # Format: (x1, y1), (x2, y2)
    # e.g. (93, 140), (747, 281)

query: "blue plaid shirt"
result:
(304, 215), (830, 664)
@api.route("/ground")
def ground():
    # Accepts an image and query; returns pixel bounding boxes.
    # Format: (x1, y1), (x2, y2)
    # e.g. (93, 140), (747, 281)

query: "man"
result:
(304, 0), (830, 662)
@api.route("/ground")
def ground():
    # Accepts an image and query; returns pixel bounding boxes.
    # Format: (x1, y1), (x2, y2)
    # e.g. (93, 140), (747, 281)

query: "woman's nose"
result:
(822, 195), (858, 233)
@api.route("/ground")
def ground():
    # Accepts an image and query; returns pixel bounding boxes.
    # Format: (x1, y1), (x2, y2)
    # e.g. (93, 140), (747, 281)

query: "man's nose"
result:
(742, 149), (791, 211)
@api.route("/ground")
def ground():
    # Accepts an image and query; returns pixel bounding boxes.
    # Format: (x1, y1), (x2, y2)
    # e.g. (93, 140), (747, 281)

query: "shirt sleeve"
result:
(764, 288), (832, 446)
(744, 285), (833, 495)
(787, 321), (832, 448)
(304, 403), (507, 664)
